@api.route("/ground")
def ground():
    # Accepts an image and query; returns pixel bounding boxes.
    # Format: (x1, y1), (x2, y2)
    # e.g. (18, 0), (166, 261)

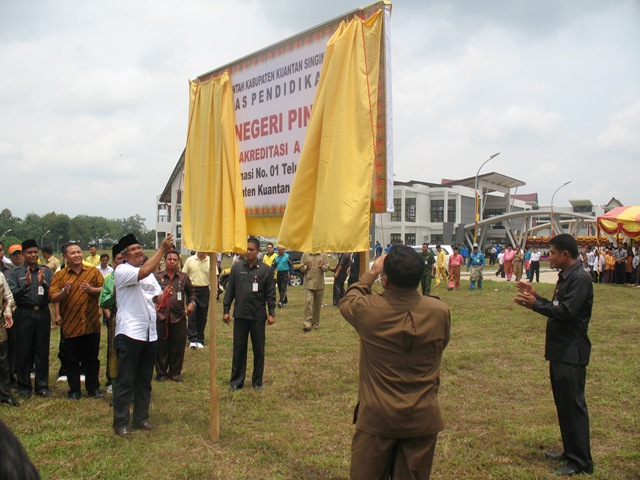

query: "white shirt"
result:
(114, 262), (161, 342)
(498, 252), (505, 265)
(98, 265), (114, 277)
(586, 251), (595, 267)
(531, 251), (541, 261)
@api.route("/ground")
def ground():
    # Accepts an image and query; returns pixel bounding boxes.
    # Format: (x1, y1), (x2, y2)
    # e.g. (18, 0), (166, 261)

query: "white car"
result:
(411, 244), (453, 268)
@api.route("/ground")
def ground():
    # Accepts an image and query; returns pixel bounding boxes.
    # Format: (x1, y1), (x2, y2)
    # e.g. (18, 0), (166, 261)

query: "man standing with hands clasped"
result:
(223, 237), (276, 392)
(49, 242), (105, 400)
(514, 234), (594, 476)
(340, 247), (450, 480)
(8, 239), (54, 399)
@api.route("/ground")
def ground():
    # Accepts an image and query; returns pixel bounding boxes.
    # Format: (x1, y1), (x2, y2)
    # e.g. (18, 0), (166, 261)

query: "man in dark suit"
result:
(340, 246), (450, 479)
(515, 234), (594, 475)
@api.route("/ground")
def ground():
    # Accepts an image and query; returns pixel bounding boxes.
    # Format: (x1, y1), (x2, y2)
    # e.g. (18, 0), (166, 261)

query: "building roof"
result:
(441, 171), (526, 190)
(569, 199), (593, 208)
(508, 192), (538, 203)
(394, 180), (448, 189)
(159, 149), (185, 203)
(605, 197), (623, 210)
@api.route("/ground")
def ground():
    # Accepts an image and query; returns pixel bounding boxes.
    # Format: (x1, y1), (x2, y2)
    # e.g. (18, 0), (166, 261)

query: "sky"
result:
(1, 0), (638, 229)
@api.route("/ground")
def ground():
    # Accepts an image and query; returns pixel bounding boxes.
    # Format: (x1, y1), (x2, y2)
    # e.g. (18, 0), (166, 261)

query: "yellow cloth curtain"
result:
(277, 10), (383, 253)
(183, 71), (248, 253)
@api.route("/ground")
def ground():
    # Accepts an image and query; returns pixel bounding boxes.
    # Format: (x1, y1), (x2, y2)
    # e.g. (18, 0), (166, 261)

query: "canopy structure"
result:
(597, 206), (640, 239)
(525, 236), (610, 249)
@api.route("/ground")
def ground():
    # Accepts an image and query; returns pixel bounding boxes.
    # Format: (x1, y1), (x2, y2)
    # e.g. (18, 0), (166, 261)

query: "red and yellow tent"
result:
(597, 206), (640, 239)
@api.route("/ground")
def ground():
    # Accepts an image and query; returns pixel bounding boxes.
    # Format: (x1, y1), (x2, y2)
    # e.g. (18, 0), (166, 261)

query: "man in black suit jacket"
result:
(515, 234), (593, 476)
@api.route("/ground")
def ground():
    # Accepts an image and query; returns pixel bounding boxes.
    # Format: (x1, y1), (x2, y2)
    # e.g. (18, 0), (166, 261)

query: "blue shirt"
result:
(467, 251), (485, 267)
(273, 253), (292, 272)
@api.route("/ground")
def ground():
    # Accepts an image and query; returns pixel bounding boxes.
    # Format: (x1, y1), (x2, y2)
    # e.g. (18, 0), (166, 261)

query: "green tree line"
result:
(0, 209), (156, 252)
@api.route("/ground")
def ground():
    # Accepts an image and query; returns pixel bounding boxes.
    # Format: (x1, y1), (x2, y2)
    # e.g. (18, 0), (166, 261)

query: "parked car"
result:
(411, 244), (453, 267)
(218, 250), (304, 289)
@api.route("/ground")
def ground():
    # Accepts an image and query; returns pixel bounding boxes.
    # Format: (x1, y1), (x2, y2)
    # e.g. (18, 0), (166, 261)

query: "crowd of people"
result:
(0, 232), (632, 478)
(0, 235), (206, 439)
(486, 242), (640, 287)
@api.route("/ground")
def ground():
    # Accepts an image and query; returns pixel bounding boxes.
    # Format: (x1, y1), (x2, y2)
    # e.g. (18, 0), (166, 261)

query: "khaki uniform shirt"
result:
(300, 253), (329, 290)
(340, 272), (451, 438)
(44, 256), (61, 273)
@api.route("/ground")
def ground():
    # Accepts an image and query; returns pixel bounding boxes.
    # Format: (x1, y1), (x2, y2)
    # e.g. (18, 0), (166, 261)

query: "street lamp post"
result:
(474, 152), (501, 246)
(56, 236), (63, 252)
(551, 181), (572, 236)
(41, 229), (51, 248)
(1, 228), (11, 239)
(99, 233), (109, 251)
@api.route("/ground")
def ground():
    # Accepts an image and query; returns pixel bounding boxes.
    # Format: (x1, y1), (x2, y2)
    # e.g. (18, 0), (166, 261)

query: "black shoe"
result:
(115, 426), (132, 438)
(156, 375), (169, 382)
(552, 463), (593, 475)
(132, 421), (155, 431)
(36, 389), (53, 398)
(229, 385), (242, 392)
(171, 375), (183, 383)
(18, 391), (31, 399)
(253, 385), (263, 391)
(89, 390), (104, 399)
(545, 452), (568, 461)
(1, 397), (20, 407)
(67, 391), (82, 400)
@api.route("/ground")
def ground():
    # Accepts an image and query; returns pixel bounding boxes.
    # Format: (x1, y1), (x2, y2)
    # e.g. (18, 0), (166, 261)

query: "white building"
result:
(373, 173), (533, 247)
(156, 150), (187, 254)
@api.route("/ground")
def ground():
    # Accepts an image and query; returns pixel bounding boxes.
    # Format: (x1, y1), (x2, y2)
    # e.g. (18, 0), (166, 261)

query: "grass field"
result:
(3, 273), (639, 479)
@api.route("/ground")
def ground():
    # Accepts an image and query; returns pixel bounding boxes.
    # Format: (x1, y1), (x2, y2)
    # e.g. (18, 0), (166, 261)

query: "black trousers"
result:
(113, 334), (157, 430)
(64, 332), (100, 396)
(230, 317), (265, 389)
(188, 286), (210, 344)
(276, 271), (289, 305)
(530, 261), (540, 282)
(0, 340), (11, 401)
(549, 361), (592, 470)
(614, 262), (626, 284)
(156, 318), (187, 378)
(333, 273), (347, 306)
(13, 307), (50, 395)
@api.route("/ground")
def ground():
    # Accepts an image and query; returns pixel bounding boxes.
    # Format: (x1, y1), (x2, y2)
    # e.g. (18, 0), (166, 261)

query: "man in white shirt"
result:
(529, 247), (542, 282)
(98, 254), (114, 277)
(112, 233), (173, 438)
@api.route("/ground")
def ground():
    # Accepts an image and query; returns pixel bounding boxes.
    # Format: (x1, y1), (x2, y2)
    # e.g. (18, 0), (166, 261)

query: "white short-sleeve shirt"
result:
(114, 262), (161, 341)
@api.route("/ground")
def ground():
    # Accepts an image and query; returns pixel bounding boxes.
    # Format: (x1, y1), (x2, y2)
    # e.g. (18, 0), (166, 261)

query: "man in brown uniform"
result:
(154, 250), (195, 382)
(300, 252), (330, 331)
(340, 246), (451, 480)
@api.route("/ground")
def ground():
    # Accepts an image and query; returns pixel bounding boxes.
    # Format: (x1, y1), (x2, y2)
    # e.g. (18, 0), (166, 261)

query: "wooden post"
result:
(208, 253), (220, 440)
(359, 248), (369, 281)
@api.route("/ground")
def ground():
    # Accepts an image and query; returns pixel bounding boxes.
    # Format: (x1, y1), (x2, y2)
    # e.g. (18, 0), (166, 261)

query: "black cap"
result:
(112, 241), (122, 259)
(118, 234), (139, 252)
(21, 239), (38, 251)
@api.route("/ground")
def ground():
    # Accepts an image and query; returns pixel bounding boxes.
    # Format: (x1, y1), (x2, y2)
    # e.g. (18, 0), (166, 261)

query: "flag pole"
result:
(208, 253), (220, 440)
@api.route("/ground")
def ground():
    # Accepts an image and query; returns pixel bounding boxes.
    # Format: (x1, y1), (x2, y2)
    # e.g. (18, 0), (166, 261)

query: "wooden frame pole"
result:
(208, 253), (220, 440)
